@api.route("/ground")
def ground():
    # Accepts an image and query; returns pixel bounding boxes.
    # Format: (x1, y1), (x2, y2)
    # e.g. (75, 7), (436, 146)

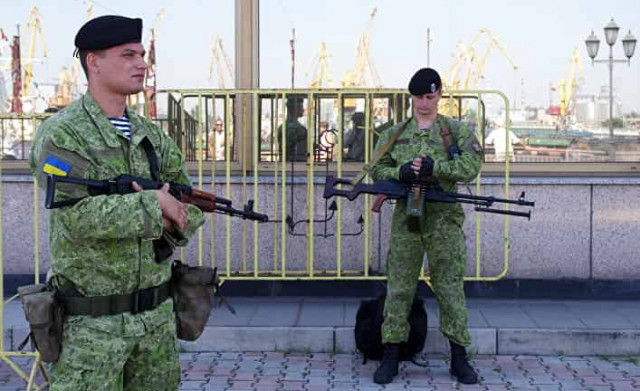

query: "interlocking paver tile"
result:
(4, 352), (640, 391)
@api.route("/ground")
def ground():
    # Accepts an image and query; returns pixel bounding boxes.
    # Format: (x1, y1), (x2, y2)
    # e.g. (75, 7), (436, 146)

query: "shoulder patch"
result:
(43, 155), (72, 177)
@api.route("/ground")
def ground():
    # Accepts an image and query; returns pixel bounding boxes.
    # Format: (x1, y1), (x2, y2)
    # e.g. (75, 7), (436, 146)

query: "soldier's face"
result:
(411, 89), (441, 117)
(91, 43), (147, 95)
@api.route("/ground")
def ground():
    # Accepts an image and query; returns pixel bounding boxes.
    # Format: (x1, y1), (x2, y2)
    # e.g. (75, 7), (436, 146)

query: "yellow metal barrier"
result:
(155, 88), (515, 282)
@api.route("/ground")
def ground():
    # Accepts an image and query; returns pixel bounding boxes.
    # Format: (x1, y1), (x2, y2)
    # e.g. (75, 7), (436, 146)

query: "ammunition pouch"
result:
(170, 260), (219, 341)
(17, 284), (64, 363)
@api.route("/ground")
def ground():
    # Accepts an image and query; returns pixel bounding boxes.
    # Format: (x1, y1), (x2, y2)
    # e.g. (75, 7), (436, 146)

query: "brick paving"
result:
(1, 353), (639, 390)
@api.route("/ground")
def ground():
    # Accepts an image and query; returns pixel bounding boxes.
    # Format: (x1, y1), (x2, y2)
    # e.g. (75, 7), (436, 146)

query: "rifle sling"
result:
(350, 118), (411, 186)
(438, 115), (456, 159)
(141, 137), (160, 181)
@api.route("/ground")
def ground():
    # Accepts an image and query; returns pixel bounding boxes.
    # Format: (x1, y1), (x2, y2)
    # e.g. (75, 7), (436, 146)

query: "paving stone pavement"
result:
(1, 352), (639, 390)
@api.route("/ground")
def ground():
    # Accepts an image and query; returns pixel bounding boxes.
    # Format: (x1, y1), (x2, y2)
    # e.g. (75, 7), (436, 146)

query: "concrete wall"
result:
(3, 175), (640, 280)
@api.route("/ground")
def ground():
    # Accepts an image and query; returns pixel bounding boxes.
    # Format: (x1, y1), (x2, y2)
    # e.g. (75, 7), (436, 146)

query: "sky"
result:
(1, 0), (640, 112)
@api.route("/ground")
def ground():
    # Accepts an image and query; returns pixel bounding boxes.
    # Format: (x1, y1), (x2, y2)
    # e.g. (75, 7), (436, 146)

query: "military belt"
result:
(60, 281), (171, 317)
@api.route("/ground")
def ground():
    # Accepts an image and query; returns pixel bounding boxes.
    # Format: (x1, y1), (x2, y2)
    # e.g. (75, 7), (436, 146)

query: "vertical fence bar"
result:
(179, 93), (186, 262)
(281, 93), (287, 278)
(241, 94), (248, 273)
(503, 92), (511, 277)
(475, 93), (482, 277)
(33, 118), (39, 282)
(210, 93), (217, 270)
(225, 94), (232, 277)
(197, 93), (204, 266)
(363, 94), (371, 277)
(272, 95), (280, 272)
(306, 92), (315, 277)
(253, 92), (260, 277)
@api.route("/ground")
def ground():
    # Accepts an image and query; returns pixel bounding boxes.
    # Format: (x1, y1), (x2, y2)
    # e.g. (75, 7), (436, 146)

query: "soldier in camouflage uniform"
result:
(277, 96), (308, 162)
(370, 68), (482, 385)
(29, 16), (204, 391)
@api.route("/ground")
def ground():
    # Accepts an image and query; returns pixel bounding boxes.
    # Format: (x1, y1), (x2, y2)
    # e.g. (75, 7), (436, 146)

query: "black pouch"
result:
(17, 284), (64, 363)
(170, 261), (219, 341)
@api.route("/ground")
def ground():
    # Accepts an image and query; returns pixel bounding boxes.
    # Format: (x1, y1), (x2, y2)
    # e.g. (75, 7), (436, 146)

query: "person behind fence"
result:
(277, 96), (308, 162)
(209, 117), (226, 160)
(29, 15), (204, 391)
(345, 111), (366, 162)
(369, 67), (483, 385)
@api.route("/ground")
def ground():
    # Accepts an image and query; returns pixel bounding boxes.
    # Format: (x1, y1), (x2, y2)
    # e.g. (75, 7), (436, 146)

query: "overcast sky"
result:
(1, 0), (640, 112)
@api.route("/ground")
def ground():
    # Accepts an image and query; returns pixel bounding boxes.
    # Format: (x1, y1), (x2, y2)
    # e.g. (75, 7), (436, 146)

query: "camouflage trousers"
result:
(50, 310), (180, 391)
(381, 201), (471, 347)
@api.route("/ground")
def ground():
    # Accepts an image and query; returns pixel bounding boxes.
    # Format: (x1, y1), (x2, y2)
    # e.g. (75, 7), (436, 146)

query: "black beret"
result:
(408, 68), (442, 95)
(74, 15), (142, 56)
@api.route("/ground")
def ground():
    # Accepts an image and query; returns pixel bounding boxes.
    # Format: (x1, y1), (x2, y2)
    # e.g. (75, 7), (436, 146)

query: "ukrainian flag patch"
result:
(43, 155), (72, 177)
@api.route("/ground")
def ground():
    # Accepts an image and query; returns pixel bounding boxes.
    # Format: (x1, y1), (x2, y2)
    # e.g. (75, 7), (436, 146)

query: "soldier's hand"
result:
(399, 161), (417, 183)
(418, 156), (434, 180)
(162, 216), (174, 232)
(134, 181), (188, 231)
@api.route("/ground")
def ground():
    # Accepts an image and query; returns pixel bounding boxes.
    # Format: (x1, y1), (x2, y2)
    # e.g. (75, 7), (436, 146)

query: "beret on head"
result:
(408, 68), (442, 95)
(74, 15), (142, 56)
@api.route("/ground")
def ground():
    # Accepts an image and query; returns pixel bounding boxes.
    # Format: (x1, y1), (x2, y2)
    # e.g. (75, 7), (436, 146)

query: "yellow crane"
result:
(48, 66), (78, 109)
(306, 42), (333, 88)
(557, 47), (585, 120)
(209, 36), (234, 88)
(22, 6), (47, 97)
(441, 28), (517, 116)
(341, 7), (383, 88)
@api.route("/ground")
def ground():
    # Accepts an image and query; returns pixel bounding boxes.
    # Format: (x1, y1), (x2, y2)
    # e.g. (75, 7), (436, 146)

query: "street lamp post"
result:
(585, 18), (636, 137)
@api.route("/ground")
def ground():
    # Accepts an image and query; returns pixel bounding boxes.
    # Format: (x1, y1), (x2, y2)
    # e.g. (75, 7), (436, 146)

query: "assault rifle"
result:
(323, 176), (534, 219)
(44, 173), (269, 222)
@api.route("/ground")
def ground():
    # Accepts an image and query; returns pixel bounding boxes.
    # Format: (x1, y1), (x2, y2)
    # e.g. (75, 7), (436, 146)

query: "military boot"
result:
(373, 343), (401, 385)
(449, 340), (478, 384)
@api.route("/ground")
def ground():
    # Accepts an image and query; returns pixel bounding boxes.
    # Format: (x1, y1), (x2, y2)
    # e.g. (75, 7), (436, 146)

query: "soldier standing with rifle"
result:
(370, 68), (483, 385)
(29, 15), (204, 391)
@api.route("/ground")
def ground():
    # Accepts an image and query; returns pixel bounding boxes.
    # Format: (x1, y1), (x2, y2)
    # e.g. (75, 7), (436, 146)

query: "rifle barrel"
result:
(474, 207), (531, 219)
(444, 191), (535, 207)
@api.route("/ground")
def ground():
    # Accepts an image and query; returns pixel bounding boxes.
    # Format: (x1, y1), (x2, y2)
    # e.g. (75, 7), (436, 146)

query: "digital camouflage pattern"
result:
(29, 93), (204, 391)
(370, 115), (482, 347)
(51, 302), (180, 391)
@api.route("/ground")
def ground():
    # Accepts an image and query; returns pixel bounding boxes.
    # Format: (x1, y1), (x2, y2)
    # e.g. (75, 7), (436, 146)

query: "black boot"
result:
(373, 343), (400, 385)
(449, 340), (478, 384)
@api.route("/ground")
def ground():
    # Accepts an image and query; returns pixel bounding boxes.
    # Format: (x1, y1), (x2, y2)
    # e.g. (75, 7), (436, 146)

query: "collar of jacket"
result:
(409, 115), (448, 139)
(82, 93), (152, 148)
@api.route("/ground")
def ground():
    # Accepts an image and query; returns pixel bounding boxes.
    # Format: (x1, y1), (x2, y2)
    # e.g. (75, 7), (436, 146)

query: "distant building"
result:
(575, 86), (622, 124)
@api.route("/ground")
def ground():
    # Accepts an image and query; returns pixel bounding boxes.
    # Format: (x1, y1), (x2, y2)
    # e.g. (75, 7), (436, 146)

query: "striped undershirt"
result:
(108, 115), (132, 140)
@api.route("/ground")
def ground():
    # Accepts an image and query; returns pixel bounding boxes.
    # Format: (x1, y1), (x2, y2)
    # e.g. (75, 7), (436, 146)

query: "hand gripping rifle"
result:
(44, 173), (269, 222)
(323, 176), (535, 219)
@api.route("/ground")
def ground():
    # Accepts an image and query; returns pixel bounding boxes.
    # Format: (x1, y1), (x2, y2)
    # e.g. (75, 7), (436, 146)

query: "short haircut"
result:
(78, 49), (105, 79)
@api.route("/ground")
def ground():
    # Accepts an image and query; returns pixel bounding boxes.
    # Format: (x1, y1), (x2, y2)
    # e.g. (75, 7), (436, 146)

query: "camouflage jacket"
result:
(30, 93), (204, 300)
(370, 115), (482, 220)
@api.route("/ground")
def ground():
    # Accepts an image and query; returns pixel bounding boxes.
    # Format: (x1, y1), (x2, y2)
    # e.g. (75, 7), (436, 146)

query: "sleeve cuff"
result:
(139, 190), (163, 240)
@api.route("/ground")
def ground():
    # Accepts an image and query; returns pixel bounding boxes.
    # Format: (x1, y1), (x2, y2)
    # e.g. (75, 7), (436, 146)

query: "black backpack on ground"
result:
(354, 295), (428, 364)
